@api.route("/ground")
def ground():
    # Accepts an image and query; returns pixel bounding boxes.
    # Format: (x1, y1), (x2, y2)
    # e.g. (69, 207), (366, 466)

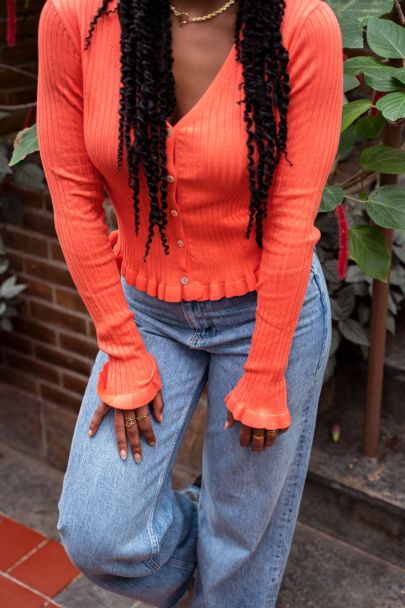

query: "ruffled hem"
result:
(224, 391), (292, 430)
(120, 258), (259, 303)
(97, 351), (162, 410)
(109, 228), (259, 301)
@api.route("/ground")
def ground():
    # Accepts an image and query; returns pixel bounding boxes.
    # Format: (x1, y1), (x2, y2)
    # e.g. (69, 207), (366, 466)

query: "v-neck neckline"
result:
(166, 42), (236, 133)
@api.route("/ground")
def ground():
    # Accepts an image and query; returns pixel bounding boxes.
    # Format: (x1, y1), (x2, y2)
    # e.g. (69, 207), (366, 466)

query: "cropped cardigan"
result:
(36, 0), (343, 429)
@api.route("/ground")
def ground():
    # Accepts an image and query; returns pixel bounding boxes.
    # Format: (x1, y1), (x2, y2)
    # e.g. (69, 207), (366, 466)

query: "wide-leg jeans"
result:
(56, 247), (332, 608)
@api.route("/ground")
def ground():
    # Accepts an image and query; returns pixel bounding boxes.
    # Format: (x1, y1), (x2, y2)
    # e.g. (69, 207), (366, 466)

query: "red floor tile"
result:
(0, 574), (45, 608)
(0, 515), (45, 571)
(9, 540), (80, 597)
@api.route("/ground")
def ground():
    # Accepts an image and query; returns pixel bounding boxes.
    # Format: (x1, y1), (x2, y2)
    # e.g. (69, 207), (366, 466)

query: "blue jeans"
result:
(57, 247), (331, 608)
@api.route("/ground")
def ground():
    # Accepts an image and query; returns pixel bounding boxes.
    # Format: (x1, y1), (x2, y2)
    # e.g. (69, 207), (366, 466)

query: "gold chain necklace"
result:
(170, 0), (236, 26)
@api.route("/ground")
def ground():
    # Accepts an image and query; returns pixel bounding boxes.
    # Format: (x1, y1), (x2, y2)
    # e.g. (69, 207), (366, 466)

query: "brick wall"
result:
(0, 0), (205, 480)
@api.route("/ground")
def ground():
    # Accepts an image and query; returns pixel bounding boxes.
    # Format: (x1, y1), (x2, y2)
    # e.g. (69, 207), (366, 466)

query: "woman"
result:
(36, 0), (343, 606)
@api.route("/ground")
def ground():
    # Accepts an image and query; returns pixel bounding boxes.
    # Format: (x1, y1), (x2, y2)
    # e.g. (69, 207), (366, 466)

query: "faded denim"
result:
(57, 246), (332, 608)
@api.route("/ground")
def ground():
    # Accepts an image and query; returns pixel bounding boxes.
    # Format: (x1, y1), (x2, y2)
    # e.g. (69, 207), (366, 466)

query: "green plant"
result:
(318, 0), (405, 378)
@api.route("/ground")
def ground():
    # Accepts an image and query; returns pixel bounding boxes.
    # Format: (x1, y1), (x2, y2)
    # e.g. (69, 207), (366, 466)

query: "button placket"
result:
(165, 122), (189, 289)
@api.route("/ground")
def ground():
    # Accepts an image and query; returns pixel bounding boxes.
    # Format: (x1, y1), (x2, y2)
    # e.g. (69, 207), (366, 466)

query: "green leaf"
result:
(320, 185), (345, 213)
(341, 99), (372, 132)
(328, 0), (394, 23)
(328, 1), (395, 48)
(8, 123), (39, 167)
(338, 124), (360, 159)
(355, 112), (384, 139)
(360, 145), (405, 174)
(349, 224), (391, 280)
(375, 92), (405, 121)
(338, 318), (370, 346)
(392, 67), (405, 85)
(343, 56), (383, 76)
(367, 17), (405, 58)
(344, 74), (361, 92)
(363, 65), (405, 91)
(366, 185), (405, 229)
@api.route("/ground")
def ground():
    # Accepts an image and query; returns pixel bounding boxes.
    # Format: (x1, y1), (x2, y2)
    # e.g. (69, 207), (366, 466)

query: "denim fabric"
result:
(57, 246), (332, 608)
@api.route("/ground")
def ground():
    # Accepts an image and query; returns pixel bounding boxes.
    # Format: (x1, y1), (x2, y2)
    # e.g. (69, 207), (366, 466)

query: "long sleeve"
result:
(224, 3), (343, 429)
(36, 0), (162, 410)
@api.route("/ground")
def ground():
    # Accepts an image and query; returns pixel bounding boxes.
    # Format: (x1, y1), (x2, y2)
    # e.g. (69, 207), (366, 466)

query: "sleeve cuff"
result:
(97, 350), (162, 410)
(224, 376), (292, 430)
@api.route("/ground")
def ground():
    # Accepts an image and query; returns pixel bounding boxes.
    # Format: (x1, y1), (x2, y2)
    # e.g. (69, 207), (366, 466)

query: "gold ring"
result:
(266, 430), (278, 436)
(124, 417), (137, 428)
(252, 433), (265, 440)
(134, 413), (149, 422)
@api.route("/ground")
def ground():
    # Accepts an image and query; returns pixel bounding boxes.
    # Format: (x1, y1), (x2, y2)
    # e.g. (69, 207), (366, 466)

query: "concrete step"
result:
(302, 372), (405, 569)
(278, 522), (405, 608)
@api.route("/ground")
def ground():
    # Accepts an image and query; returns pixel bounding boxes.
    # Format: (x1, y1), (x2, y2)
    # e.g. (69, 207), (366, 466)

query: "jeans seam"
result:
(311, 271), (331, 386)
(143, 363), (208, 572)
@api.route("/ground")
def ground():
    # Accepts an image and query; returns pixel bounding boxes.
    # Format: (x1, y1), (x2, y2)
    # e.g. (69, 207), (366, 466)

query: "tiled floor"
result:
(0, 514), (80, 608)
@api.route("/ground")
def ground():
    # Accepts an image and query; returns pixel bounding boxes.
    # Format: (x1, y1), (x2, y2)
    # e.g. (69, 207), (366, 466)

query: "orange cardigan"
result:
(36, 0), (343, 429)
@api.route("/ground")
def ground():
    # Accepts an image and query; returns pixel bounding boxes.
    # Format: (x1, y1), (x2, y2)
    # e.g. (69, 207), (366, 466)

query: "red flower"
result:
(336, 203), (349, 280)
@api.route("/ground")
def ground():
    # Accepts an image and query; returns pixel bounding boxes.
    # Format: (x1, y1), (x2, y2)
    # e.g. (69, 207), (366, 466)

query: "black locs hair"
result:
(84, 0), (291, 262)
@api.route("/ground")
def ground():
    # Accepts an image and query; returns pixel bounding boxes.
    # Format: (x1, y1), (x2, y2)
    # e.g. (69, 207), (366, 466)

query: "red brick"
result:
(0, 365), (38, 395)
(56, 288), (87, 314)
(6, 251), (23, 272)
(13, 316), (57, 345)
(6, 351), (59, 384)
(1, 227), (47, 257)
(34, 344), (91, 376)
(21, 277), (53, 302)
(0, 575), (44, 608)
(62, 372), (88, 396)
(21, 210), (56, 238)
(40, 383), (82, 412)
(24, 258), (75, 289)
(2, 180), (44, 210)
(1, 332), (32, 355)
(30, 301), (86, 334)
(59, 332), (98, 359)
(49, 241), (65, 263)
(9, 539), (80, 597)
(0, 516), (45, 571)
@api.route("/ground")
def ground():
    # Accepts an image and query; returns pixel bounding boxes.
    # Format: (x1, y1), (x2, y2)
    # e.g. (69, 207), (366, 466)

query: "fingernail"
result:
(159, 414), (163, 422)
(224, 420), (229, 429)
(134, 454), (141, 463)
(120, 450), (127, 460)
(150, 441), (156, 447)
(88, 429), (93, 436)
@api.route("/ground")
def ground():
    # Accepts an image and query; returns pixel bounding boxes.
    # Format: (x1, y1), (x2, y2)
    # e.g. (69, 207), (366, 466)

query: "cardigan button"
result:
(177, 239), (184, 248)
(167, 175), (175, 183)
(170, 209), (178, 217)
(167, 127), (173, 136)
(180, 276), (189, 285)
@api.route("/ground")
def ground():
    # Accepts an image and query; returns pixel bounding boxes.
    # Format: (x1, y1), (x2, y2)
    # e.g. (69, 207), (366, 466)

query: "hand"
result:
(224, 411), (289, 451)
(88, 390), (164, 463)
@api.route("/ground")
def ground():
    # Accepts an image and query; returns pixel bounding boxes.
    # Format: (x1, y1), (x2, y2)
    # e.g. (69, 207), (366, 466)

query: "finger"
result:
(152, 391), (164, 423)
(88, 400), (110, 437)
(251, 428), (266, 452)
(239, 423), (252, 448)
(114, 409), (128, 460)
(224, 410), (235, 429)
(135, 406), (156, 447)
(124, 412), (142, 463)
(264, 429), (279, 449)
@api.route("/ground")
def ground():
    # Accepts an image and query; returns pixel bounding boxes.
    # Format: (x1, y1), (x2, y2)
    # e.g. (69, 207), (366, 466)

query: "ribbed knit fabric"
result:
(36, 0), (343, 429)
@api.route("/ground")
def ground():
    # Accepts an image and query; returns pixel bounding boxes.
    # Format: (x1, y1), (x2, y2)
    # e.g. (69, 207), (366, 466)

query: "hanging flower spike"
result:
(7, 0), (16, 47)
(336, 203), (349, 280)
